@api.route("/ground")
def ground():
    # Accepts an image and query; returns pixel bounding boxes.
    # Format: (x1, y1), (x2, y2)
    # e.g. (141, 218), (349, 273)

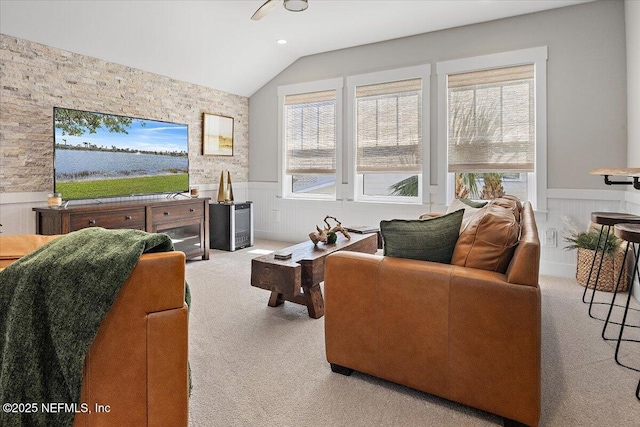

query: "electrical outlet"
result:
(544, 228), (557, 247)
(271, 209), (280, 223)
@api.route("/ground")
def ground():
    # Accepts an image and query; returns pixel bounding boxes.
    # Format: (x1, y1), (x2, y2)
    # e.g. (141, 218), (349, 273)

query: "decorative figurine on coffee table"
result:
(308, 215), (351, 245)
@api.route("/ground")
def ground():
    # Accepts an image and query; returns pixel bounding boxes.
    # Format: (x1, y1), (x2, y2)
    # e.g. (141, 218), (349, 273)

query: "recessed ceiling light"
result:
(276, 39), (287, 45)
(284, 0), (308, 13)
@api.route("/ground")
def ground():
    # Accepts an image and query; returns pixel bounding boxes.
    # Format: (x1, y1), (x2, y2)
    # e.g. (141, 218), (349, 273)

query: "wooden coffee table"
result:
(250, 233), (378, 318)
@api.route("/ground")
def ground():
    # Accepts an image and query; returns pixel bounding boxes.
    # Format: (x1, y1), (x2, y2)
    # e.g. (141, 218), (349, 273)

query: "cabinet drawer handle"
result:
(164, 212), (170, 216)
(88, 219), (96, 225)
(125, 215), (132, 220)
(190, 208), (195, 212)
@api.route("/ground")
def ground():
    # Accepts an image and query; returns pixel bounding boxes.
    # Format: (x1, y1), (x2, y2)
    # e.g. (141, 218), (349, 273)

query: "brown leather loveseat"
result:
(0, 235), (189, 427)
(324, 200), (541, 426)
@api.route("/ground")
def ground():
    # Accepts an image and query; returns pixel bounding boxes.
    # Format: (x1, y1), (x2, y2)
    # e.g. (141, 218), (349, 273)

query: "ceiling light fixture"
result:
(251, 0), (310, 21)
(283, 0), (308, 13)
(276, 39), (288, 45)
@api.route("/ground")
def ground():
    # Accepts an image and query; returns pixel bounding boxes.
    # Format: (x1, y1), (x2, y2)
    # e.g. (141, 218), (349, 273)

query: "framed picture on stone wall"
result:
(202, 113), (234, 156)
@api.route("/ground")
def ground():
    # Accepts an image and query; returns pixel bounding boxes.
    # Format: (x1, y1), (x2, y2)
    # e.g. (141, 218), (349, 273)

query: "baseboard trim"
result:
(540, 260), (576, 278)
(254, 230), (307, 243)
(626, 191), (640, 207)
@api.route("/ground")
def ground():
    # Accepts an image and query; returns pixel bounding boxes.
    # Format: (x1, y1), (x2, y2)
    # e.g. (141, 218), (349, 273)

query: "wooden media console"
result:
(33, 197), (210, 260)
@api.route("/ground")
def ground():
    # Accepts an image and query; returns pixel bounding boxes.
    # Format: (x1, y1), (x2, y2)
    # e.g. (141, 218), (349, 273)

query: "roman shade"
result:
(447, 64), (535, 173)
(284, 90), (336, 175)
(355, 78), (422, 173)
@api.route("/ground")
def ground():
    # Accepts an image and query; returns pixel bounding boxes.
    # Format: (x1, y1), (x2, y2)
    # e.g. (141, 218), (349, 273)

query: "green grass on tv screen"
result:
(56, 174), (189, 200)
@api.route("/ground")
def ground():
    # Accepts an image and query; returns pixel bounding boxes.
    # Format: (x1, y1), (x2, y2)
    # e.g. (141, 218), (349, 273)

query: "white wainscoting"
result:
(247, 182), (632, 279)
(1, 183), (636, 287)
(625, 191), (640, 301)
(247, 182), (436, 243)
(0, 192), (51, 235)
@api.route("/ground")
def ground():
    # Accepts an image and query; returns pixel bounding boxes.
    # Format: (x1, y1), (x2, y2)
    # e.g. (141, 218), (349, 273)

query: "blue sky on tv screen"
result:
(54, 115), (188, 153)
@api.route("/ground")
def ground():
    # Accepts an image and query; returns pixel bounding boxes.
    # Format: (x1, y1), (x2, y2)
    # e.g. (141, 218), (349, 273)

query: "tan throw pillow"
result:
(450, 204), (520, 273)
(446, 198), (483, 233)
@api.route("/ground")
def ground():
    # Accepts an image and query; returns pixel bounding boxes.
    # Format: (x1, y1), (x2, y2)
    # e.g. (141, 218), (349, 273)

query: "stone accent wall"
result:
(0, 34), (248, 193)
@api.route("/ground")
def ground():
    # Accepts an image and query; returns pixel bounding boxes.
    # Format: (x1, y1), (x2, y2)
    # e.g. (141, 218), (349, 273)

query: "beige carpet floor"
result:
(185, 240), (640, 427)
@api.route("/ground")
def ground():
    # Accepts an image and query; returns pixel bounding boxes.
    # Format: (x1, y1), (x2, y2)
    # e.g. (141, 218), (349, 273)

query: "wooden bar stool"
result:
(584, 213), (640, 320)
(601, 223), (640, 375)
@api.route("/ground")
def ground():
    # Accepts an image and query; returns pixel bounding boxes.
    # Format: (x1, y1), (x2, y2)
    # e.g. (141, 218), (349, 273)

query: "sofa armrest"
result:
(74, 250), (188, 427)
(0, 235), (61, 267)
(376, 256), (454, 396)
(325, 251), (456, 396)
(121, 251), (186, 314)
(325, 252), (383, 377)
(448, 269), (541, 427)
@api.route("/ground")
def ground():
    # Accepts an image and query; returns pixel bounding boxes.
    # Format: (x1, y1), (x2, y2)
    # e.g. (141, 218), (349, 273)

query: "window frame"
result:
(346, 65), (431, 204)
(436, 47), (548, 210)
(277, 78), (343, 200)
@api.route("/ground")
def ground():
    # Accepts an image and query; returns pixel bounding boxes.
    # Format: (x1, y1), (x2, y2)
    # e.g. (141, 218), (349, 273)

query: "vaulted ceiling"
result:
(0, 0), (594, 97)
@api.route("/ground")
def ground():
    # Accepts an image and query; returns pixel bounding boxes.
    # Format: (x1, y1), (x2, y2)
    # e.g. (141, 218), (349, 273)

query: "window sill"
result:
(352, 198), (423, 206)
(278, 197), (342, 209)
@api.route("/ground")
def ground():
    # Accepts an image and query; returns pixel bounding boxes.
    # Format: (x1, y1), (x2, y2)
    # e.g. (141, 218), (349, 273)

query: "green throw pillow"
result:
(380, 209), (464, 264)
(459, 198), (488, 208)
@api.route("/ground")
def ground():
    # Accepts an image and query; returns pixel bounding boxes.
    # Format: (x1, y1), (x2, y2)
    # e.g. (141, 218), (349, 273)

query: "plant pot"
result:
(576, 247), (629, 292)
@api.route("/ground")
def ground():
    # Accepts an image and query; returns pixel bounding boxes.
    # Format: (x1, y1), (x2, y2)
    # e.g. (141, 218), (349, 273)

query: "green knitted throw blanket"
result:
(0, 228), (184, 427)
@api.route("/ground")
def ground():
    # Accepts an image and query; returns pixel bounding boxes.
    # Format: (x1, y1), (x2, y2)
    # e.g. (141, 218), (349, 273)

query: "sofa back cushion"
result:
(0, 235), (61, 268)
(491, 195), (522, 222)
(450, 203), (520, 273)
(380, 209), (464, 264)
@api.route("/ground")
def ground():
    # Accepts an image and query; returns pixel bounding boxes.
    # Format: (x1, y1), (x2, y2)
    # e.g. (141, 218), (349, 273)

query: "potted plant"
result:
(564, 226), (629, 292)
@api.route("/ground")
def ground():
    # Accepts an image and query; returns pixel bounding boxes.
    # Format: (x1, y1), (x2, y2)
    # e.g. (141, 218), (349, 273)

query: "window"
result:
(278, 79), (342, 199)
(437, 47), (547, 210)
(449, 65), (534, 201)
(347, 65), (430, 203)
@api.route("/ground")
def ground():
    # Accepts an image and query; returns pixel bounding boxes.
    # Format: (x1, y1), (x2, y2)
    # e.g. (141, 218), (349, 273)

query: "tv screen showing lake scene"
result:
(54, 108), (189, 200)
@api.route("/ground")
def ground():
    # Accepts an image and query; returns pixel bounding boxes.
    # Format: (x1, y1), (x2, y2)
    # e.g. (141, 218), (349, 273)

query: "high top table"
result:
(590, 168), (640, 190)
(590, 168), (640, 399)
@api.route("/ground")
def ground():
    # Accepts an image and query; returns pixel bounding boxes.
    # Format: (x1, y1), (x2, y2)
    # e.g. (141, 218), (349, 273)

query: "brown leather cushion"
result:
(451, 204), (520, 273)
(0, 235), (61, 267)
(489, 196), (522, 223)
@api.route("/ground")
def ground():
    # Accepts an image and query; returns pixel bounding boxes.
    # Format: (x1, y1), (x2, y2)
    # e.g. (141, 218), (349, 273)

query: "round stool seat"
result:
(591, 212), (640, 226)
(614, 223), (640, 244)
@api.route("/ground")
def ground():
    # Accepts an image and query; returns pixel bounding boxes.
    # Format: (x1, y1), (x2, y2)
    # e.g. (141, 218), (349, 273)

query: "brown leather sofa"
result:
(0, 235), (189, 427)
(324, 201), (541, 426)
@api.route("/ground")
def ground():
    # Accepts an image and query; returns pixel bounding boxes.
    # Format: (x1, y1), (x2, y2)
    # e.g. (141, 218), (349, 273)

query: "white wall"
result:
(249, 0), (627, 188)
(0, 35), (249, 235)
(627, 0), (640, 169)
(625, 0), (640, 297)
(247, 0), (630, 277)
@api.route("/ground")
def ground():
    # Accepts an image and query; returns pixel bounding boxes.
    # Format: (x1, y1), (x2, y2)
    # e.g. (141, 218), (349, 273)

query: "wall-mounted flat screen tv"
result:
(54, 107), (189, 200)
